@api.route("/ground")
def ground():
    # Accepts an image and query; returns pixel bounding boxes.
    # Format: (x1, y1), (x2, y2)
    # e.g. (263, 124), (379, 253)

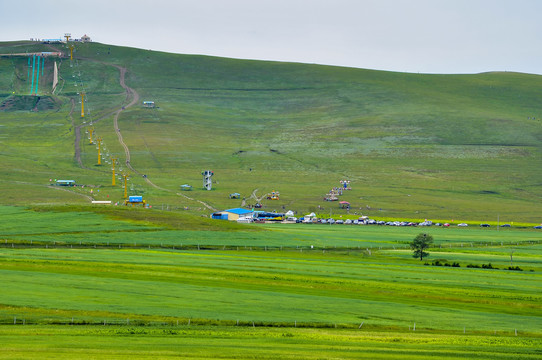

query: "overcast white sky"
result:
(2, 0), (542, 74)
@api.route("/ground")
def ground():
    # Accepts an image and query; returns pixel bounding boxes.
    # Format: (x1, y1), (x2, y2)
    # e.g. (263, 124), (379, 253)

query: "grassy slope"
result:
(1, 41), (541, 357)
(0, 41), (541, 221)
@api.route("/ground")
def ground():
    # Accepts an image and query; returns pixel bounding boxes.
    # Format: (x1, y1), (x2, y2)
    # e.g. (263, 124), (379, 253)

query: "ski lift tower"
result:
(202, 170), (214, 191)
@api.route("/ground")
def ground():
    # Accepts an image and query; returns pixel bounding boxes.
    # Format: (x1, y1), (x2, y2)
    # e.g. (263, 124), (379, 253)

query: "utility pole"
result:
(88, 127), (94, 145)
(122, 173), (129, 199)
(111, 157), (117, 186)
(96, 137), (102, 165)
(80, 92), (85, 117)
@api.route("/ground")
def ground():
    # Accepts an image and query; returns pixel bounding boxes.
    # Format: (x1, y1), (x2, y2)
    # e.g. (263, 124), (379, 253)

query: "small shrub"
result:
(466, 264), (480, 268)
(507, 266), (523, 271)
(482, 263), (497, 269)
(451, 262), (460, 267)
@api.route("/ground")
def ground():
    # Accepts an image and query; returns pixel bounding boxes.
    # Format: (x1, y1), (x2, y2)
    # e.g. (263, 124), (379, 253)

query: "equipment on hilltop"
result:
(202, 170), (214, 190)
(125, 195), (146, 207)
(340, 180), (351, 190)
(266, 190), (280, 200)
(95, 137), (103, 165)
(80, 92), (85, 117)
(28, 54), (44, 96)
(324, 188), (340, 201)
(111, 157), (118, 186)
(121, 173), (130, 199)
(229, 193), (241, 199)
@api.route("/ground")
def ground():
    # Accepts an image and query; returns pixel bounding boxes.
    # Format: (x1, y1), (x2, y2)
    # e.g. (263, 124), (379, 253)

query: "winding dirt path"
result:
(110, 65), (217, 211)
(69, 59), (217, 211)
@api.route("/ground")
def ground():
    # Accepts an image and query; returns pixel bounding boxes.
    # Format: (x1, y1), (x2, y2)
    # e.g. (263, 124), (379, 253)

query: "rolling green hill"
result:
(0, 40), (541, 222)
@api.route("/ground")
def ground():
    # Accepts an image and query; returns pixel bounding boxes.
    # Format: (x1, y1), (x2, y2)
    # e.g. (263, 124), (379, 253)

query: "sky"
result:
(2, 0), (542, 75)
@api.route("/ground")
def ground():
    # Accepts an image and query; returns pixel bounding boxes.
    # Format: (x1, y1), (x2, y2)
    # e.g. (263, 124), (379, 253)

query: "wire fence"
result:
(0, 238), (539, 252)
(2, 315), (528, 337)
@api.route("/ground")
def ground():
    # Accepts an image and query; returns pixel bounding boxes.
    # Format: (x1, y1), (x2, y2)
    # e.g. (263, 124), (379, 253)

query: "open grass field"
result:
(1, 40), (542, 357)
(1, 246), (540, 330)
(0, 207), (540, 359)
(1, 326), (540, 360)
(1, 41), (542, 221)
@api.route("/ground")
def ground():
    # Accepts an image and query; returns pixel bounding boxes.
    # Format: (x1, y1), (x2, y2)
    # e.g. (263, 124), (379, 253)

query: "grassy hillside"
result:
(0, 41), (541, 221)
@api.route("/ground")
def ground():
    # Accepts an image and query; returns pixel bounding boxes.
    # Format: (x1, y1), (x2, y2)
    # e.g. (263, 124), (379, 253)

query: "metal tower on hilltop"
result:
(202, 170), (214, 191)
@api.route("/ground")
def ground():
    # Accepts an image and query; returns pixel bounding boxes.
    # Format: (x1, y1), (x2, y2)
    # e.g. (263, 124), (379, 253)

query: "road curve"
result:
(70, 58), (217, 211)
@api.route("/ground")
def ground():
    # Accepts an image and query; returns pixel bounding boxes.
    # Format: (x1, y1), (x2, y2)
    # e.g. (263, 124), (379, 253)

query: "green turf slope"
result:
(0, 41), (541, 221)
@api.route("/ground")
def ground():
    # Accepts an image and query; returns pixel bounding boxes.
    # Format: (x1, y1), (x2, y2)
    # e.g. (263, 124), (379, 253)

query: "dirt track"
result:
(69, 59), (217, 211)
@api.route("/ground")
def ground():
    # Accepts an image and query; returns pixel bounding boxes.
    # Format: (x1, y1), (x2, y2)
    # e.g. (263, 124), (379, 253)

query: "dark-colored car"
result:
(534, 225), (542, 229)
(500, 224), (511, 227)
(480, 224), (490, 227)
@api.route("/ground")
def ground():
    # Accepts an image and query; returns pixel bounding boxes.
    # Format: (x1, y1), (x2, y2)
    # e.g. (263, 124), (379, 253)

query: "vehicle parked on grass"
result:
(534, 225), (542, 229)
(500, 224), (511, 227)
(458, 223), (468, 227)
(480, 224), (490, 227)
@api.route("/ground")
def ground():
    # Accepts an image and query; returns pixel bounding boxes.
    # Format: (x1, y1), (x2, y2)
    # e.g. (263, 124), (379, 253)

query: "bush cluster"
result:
(424, 260), (460, 267)
(466, 263), (496, 269)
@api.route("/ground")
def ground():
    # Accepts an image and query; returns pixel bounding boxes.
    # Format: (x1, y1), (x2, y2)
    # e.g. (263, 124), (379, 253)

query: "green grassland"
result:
(0, 206), (541, 358)
(1, 326), (540, 360)
(0, 41), (541, 221)
(1, 41), (542, 358)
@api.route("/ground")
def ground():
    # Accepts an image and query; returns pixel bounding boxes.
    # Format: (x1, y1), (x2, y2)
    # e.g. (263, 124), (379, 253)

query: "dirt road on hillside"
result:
(68, 58), (217, 211)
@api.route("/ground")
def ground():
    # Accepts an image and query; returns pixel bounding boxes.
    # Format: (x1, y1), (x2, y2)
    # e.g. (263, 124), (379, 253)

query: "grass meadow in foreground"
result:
(0, 247), (540, 333)
(0, 326), (540, 360)
(0, 206), (540, 358)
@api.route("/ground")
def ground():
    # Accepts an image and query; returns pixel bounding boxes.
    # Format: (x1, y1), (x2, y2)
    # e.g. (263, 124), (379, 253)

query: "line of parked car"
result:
(293, 217), (541, 228)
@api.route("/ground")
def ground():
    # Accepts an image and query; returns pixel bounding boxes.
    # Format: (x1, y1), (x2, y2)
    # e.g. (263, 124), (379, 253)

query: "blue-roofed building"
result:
(212, 208), (253, 221)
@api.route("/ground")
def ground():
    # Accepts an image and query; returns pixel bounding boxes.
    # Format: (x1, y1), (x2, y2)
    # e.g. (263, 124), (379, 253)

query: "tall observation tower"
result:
(202, 170), (214, 190)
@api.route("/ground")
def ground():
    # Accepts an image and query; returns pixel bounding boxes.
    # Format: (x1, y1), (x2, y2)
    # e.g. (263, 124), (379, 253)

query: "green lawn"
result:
(0, 326), (540, 359)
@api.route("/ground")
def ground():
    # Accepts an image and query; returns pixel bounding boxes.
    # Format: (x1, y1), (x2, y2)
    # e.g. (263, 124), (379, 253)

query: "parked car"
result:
(500, 224), (511, 227)
(353, 219), (359, 225)
(443, 223), (450, 227)
(336, 219), (344, 224)
(345, 219), (352, 224)
(480, 224), (490, 227)
(534, 225), (542, 229)
(458, 223), (468, 227)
